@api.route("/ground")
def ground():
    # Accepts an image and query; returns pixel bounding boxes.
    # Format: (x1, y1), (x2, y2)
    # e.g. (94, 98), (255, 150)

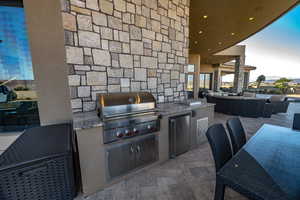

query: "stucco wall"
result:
(60, 0), (190, 112)
(188, 54), (200, 98)
(24, 0), (73, 125)
(200, 64), (214, 73)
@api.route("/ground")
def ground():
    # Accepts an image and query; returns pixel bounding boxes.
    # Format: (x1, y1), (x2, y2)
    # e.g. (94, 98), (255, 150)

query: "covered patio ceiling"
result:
(201, 55), (235, 65)
(189, 0), (299, 58)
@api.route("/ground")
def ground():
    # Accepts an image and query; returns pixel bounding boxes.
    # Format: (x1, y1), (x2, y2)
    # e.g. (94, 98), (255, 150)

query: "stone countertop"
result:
(158, 102), (215, 116)
(73, 111), (103, 131)
(73, 103), (215, 131)
(210, 95), (260, 100)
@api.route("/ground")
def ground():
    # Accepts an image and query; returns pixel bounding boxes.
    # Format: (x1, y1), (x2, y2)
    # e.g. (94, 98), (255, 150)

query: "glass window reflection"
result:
(199, 73), (212, 90)
(0, 5), (40, 132)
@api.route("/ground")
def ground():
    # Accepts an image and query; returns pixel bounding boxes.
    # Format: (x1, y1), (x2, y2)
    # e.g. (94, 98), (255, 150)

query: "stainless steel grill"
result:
(97, 92), (160, 144)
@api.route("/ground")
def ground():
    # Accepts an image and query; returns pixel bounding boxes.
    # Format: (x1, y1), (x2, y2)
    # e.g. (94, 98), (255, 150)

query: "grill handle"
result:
(170, 119), (177, 158)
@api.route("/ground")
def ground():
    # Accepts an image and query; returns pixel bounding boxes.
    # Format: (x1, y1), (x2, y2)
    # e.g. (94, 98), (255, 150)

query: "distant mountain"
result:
(264, 79), (277, 83)
(250, 77), (300, 84)
(265, 76), (281, 80)
(264, 77), (300, 84)
(291, 79), (300, 84)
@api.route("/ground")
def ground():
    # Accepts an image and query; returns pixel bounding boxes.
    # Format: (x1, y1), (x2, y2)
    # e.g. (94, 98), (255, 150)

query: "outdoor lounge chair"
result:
(293, 113), (300, 130)
(207, 95), (272, 118)
(268, 96), (290, 114)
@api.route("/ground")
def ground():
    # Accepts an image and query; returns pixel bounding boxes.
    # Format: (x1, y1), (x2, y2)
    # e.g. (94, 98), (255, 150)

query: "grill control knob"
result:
(125, 130), (130, 136)
(116, 131), (123, 138)
(147, 125), (152, 130)
(133, 128), (138, 134)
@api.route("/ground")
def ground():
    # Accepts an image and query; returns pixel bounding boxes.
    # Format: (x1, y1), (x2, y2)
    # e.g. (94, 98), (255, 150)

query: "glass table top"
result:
(218, 124), (300, 200)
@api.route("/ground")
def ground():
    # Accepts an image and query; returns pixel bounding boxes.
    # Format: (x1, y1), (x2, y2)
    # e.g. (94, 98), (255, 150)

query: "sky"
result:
(223, 4), (300, 82)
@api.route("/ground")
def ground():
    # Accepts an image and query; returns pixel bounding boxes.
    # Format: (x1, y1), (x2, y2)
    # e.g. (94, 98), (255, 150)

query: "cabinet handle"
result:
(191, 110), (196, 117)
(136, 145), (141, 153)
(170, 119), (177, 157)
(130, 146), (134, 153)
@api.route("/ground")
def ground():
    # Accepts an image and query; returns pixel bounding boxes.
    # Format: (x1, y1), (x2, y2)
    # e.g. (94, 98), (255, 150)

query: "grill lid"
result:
(97, 92), (157, 119)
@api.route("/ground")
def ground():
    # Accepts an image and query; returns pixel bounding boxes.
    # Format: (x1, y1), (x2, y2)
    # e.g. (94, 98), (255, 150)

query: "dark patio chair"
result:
(206, 124), (232, 200)
(268, 96), (290, 114)
(226, 118), (246, 154)
(293, 113), (300, 130)
(206, 95), (216, 104)
(262, 102), (273, 118)
(187, 91), (194, 99)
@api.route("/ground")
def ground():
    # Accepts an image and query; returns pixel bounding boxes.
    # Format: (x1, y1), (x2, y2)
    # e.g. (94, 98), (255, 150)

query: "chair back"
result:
(269, 95), (286, 102)
(226, 118), (246, 154)
(206, 124), (232, 172)
(293, 113), (300, 130)
(243, 92), (256, 98)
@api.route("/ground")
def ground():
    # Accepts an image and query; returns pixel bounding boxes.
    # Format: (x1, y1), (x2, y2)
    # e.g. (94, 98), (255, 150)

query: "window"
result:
(0, 4), (40, 132)
(187, 65), (195, 91)
(187, 74), (194, 91)
(199, 73), (212, 90)
(188, 64), (195, 73)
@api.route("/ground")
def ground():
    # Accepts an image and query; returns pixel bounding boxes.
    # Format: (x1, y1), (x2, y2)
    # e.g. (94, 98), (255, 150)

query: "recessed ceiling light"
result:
(249, 17), (255, 21)
(203, 15), (208, 19)
(194, 41), (198, 44)
(199, 30), (203, 34)
(208, 48), (211, 51)
(231, 32), (235, 36)
(218, 42), (222, 45)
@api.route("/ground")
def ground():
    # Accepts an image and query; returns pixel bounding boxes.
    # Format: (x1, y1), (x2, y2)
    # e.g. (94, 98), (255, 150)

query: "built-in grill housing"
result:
(97, 92), (160, 144)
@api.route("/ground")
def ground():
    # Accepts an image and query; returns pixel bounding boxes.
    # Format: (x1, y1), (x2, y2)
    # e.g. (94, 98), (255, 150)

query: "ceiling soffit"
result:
(189, 0), (299, 58)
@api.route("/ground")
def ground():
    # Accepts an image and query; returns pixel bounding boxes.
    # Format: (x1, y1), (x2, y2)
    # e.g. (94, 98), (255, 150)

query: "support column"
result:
(189, 54), (201, 99)
(213, 65), (221, 91)
(233, 56), (244, 93)
(24, 0), (73, 125)
(243, 72), (250, 90)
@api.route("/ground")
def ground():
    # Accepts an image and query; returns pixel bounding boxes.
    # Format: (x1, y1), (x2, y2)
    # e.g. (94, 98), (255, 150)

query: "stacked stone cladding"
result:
(61, 0), (190, 112)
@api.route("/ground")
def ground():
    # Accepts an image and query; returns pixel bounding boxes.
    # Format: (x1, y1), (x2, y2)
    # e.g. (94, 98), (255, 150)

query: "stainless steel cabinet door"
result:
(107, 142), (135, 179)
(135, 135), (158, 168)
(169, 114), (191, 157)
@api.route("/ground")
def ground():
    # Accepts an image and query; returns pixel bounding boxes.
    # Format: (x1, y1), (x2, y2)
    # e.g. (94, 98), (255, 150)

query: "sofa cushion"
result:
(269, 95), (286, 102)
(243, 92), (256, 98)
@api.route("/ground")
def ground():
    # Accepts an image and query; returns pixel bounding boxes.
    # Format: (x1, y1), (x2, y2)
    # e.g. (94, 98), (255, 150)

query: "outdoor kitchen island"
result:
(73, 101), (214, 196)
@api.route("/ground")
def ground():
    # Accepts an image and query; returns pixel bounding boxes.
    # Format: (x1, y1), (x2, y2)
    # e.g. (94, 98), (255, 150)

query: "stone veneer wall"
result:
(60, 0), (190, 112)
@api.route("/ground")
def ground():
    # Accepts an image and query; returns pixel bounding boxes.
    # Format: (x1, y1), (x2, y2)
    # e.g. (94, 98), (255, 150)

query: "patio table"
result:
(217, 124), (300, 200)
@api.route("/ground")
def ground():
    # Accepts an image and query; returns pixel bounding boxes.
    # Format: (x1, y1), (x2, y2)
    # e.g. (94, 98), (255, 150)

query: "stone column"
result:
(243, 72), (250, 90)
(213, 65), (221, 91)
(189, 54), (201, 99)
(233, 57), (244, 93)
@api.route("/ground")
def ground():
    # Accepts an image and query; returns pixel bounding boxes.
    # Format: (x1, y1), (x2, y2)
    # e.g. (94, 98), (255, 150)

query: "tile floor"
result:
(75, 103), (300, 200)
(0, 131), (21, 155)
